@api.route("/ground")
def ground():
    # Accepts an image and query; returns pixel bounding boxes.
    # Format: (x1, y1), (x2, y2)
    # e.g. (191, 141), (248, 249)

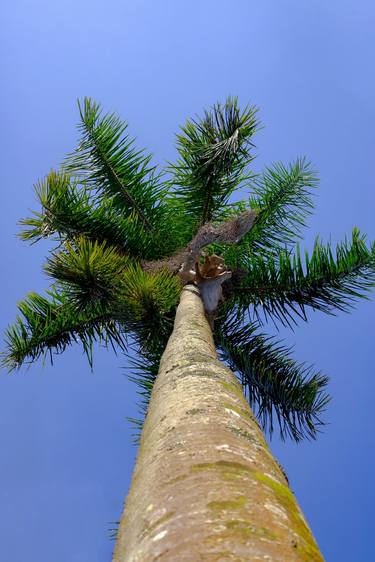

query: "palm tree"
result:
(3, 98), (375, 561)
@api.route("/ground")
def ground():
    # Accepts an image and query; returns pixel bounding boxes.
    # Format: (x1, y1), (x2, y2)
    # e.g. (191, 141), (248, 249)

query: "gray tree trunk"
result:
(112, 285), (324, 561)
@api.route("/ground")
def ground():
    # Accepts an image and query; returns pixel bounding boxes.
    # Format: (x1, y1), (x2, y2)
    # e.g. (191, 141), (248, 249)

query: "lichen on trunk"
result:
(112, 285), (324, 562)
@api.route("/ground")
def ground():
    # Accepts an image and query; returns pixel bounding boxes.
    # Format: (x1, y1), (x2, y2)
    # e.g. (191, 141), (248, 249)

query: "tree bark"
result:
(112, 285), (324, 562)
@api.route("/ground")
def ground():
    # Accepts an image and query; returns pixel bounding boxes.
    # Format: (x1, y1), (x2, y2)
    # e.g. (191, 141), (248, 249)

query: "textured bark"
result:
(112, 285), (324, 562)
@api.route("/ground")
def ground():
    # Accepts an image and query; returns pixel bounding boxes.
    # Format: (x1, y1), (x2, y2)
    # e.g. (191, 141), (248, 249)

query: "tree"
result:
(3, 98), (375, 561)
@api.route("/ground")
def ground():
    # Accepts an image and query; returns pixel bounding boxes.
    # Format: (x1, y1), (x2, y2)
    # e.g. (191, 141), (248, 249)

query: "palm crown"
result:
(3, 97), (375, 442)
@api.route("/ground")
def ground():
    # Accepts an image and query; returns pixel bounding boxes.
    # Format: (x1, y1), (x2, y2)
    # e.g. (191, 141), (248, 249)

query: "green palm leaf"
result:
(223, 159), (318, 268)
(19, 171), (154, 257)
(44, 237), (131, 308)
(216, 315), (330, 441)
(64, 98), (159, 223)
(2, 290), (126, 371)
(168, 97), (259, 243)
(231, 228), (375, 326)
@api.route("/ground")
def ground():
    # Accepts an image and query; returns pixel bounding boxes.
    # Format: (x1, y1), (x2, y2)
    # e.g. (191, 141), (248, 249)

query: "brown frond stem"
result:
(142, 209), (258, 279)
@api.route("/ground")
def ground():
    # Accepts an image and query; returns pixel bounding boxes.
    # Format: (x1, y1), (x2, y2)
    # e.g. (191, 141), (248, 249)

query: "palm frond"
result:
(2, 290), (126, 371)
(19, 171), (155, 258)
(118, 265), (181, 329)
(45, 241), (180, 347)
(231, 228), (375, 326)
(63, 98), (164, 229)
(216, 315), (330, 441)
(3, 256), (180, 372)
(224, 159), (317, 267)
(168, 97), (259, 239)
(44, 237), (130, 309)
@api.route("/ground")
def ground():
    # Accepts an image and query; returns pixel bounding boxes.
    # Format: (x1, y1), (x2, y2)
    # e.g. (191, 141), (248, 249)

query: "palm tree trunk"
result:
(112, 285), (324, 562)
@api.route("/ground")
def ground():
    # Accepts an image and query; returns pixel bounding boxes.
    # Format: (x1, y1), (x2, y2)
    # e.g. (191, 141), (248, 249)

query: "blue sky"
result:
(1, 1), (374, 560)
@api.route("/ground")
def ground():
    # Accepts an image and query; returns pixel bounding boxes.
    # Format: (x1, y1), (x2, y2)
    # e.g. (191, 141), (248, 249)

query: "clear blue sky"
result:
(1, 1), (374, 560)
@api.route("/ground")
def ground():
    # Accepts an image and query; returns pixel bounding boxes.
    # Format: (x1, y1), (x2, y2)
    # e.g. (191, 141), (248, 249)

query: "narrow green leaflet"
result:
(126, 339), (168, 444)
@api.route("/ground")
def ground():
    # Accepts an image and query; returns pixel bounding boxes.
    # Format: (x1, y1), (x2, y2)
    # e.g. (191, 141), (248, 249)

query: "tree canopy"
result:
(3, 97), (375, 442)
